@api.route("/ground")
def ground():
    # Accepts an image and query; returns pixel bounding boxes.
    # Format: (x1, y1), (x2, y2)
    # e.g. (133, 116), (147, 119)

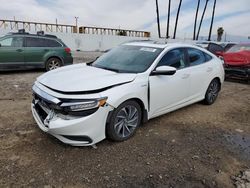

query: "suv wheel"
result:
(45, 58), (62, 71)
(107, 100), (142, 142)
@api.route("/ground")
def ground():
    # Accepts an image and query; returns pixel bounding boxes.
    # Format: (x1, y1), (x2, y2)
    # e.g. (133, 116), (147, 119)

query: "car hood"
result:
(37, 64), (136, 93)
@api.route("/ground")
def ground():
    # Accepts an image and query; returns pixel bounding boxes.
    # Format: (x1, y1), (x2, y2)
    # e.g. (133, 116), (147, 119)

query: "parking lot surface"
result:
(0, 54), (249, 187)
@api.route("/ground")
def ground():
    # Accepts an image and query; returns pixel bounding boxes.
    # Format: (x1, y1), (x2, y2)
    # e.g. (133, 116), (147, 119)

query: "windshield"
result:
(227, 44), (250, 53)
(92, 45), (163, 73)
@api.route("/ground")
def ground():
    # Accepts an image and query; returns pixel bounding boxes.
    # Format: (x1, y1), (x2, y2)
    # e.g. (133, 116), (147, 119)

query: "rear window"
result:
(203, 52), (213, 62)
(187, 48), (206, 66)
(227, 44), (250, 52)
(26, 37), (62, 47)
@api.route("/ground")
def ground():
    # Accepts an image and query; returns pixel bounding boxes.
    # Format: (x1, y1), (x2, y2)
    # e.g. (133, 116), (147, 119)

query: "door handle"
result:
(182, 74), (190, 79)
(207, 67), (213, 72)
(44, 49), (49, 52)
(16, 49), (23, 52)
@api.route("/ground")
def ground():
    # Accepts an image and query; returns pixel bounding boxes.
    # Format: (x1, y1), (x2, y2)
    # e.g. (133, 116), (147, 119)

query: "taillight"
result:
(65, 48), (71, 54)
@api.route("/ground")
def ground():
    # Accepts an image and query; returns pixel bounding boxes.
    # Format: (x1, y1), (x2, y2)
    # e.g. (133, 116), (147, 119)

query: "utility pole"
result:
(75, 16), (79, 33)
(196, 0), (209, 40)
(155, 0), (161, 38)
(173, 0), (183, 39)
(208, 0), (216, 41)
(193, 0), (200, 40)
(166, 0), (171, 38)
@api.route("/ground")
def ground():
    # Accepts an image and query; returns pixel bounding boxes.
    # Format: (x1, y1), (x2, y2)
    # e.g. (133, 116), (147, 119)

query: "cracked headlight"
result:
(60, 97), (108, 112)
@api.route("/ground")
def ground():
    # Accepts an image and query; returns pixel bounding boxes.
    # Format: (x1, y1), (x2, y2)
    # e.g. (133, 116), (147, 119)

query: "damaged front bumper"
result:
(31, 85), (113, 146)
(224, 65), (250, 81)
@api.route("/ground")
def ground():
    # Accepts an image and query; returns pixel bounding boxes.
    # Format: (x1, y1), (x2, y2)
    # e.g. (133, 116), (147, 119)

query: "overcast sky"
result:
(0, 0), (249, 38)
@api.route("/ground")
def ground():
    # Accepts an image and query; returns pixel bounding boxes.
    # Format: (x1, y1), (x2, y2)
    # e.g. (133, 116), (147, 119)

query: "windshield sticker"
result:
(140, 47), (157, 53)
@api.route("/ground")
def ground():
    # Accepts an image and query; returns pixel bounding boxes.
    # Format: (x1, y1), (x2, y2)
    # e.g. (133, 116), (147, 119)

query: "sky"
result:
(0, 0), (249, 39)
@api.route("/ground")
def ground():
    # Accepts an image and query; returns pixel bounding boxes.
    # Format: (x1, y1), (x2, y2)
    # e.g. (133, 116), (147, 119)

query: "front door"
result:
(0, 36), (24, 70)
(149, 48), (190, 118)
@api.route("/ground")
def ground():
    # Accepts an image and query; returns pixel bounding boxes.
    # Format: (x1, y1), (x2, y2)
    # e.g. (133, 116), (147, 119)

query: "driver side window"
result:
(0, 37), (13, 47)
(0, 37), (23, 47)
(157, 49), (186, 69)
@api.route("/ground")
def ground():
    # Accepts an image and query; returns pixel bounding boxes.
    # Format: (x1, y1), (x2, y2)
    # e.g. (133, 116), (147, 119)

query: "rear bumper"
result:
(63, 55), (73, 65)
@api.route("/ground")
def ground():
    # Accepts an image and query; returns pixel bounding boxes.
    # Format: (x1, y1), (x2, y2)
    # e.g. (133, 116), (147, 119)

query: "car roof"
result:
(123, 41), (202, 50)
(5, 32), (58, 40)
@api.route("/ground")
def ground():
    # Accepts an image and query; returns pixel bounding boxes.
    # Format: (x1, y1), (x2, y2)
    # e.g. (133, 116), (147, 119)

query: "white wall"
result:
(0, 29), (154, 51)
(1, 29), (249, 51)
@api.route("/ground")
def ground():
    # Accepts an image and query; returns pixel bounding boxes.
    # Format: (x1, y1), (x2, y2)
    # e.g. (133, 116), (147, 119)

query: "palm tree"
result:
(155, 0), (161, 38)
(173, 0), (183, 39)
(196, 0), (209, 40)
(193, 0), (200, 40)
(208, 0), (217, 41)
(217, 27), (224, 42)
(166, 0), (171, 38)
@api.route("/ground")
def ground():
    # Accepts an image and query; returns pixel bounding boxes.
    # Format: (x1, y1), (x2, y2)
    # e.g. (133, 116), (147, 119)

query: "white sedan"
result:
(31, 42), (224, 146)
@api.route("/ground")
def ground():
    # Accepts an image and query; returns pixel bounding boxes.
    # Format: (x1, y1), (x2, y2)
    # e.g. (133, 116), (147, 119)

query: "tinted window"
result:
(92, 45), (163, 73)
(203, 52), (213, 62)
(45, 39), (61, 47)
(224, 44), (236, 52)
(157, 49), (186, 69)
(188, 48), (206, 66)
(26, 37), (61, 47)
(26, 37), (43, 47)
(207, 43), (224, 54)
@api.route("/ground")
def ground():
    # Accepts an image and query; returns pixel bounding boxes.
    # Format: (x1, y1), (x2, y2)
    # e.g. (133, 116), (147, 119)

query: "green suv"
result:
(0, 30), (73, 71)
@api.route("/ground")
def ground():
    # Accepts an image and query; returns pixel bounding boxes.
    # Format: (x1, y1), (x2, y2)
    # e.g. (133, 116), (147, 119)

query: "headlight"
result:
(60, 97), (108, 112)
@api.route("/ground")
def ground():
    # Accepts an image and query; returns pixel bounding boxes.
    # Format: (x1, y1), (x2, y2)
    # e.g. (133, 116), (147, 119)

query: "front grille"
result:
(34, 102), (48, 122)
(33, 94), (52, 123)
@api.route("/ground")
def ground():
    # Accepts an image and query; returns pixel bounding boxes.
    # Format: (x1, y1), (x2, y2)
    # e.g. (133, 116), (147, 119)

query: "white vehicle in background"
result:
(31, 42), (225, 146)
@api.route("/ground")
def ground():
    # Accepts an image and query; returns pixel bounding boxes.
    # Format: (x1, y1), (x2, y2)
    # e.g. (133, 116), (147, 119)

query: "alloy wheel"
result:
(48, 60), (61, 70)
(114, 105), (139, 138)
(207, 80), (219, 103)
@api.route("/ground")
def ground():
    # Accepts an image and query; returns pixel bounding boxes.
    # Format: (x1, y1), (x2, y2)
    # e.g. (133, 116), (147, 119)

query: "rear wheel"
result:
(107, 100), (142, 142)
(45, 57), (62, 71)
(203, 79), (220, 105)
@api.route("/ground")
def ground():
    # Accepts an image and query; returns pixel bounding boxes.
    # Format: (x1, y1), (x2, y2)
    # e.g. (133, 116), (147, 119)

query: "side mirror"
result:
(151, 66), (177, 76)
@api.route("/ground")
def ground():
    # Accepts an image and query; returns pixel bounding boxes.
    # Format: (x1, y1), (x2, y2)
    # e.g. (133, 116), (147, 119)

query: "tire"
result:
(45, 57), (62, 71)
(106, 100), (142, 142)
(203, 79), (220, 105)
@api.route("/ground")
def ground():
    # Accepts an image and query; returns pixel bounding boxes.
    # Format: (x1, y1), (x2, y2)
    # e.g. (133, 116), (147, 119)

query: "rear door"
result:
(23, 37), (48, 68)
(185, 48), (214, 100)
(0, 36), (24, 69)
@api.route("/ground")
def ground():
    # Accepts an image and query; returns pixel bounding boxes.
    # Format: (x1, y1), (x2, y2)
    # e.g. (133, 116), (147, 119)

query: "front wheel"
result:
(106, 100), (142, 142)
(45, 58), (62, 71)
(203, 79), (220, 105)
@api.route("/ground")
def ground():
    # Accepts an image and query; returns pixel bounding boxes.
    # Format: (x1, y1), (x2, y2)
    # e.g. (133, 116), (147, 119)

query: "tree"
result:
(217, 27), (224, 42)
(155, 0), (161, 38)
(166, 0), (171, 38)
(196, 0), (209, 40)
(173, 0), (183, 39)
(208, 0), (217, 41)
(193, 0), (200, 40)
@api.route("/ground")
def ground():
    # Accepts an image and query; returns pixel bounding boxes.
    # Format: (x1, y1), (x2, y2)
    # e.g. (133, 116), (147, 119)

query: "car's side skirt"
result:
(148, 96), (204, 120)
